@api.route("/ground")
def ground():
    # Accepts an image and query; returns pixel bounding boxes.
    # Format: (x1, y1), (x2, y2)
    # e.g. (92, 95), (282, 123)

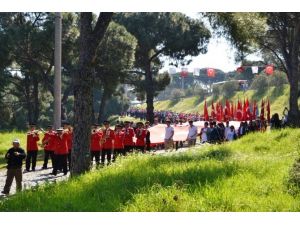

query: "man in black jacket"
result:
(1, 139), (26, 195)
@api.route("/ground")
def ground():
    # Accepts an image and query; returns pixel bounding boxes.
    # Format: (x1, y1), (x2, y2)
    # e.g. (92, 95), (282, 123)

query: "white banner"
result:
(193, 68), (200, 76)
(251, 66), (259, 74)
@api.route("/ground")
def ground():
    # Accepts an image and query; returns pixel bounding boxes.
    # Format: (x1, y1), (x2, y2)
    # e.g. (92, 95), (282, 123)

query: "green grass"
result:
(1, 128), (300, 211)
(139, 85), (293, 116)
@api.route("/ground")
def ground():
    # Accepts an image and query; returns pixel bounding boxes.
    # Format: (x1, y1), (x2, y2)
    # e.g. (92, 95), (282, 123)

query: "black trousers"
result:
(43, 150), (54, 168)
(91, 151), (101, 165)
(26, 151), (38, 171)
(67, 151), (71, 171)
(101, 149), (112, 165)
(113, 148), (125, 162)
(136, 145), (145, 153)
(52, 154), (68, 175)
(124, 145), (133, 154)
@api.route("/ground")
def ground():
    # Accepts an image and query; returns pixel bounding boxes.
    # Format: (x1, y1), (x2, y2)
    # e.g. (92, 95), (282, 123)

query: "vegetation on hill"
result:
(140, 85), (292, 116)
(1, 128), (300, 211)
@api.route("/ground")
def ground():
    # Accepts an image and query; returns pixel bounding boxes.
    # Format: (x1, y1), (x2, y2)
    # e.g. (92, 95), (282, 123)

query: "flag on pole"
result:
(204, 99), (209, 121)
(168, 67), (177, 75)
(207, 68), (216, 77)
(267, 99), (271, 123)
(251, 66), (259, 74)
(211, 100), (216, 119)
(193, 68), (200, 76)
(265, 65), (274, 75)
(260, 99), (265, 121)
(237, 100), (243, 121)
(180, 67), (189, 77)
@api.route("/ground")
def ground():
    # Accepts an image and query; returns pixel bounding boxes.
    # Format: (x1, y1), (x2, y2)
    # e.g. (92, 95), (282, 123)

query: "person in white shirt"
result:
(164, 119), (174, 151)
(186, 120), (198, 146)
(224, 121), (231, 140)
(200, 121), (209, 143)
(226, 125), (237, 141)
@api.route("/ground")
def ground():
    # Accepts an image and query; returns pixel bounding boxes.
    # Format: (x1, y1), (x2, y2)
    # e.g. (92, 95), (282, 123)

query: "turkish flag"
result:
(237, 66), (244, 73)
(267, 99), (271, 123)
(236, 100), (243, 121)
(252, 100), (257, 120)
(180, 68), (189, 77)
(207, 68), (216, 77)
(211, 100), (216, 119)
(204, 99), (209, 121)
(260, 99), (265, 121)
(265, 65), (274, 75)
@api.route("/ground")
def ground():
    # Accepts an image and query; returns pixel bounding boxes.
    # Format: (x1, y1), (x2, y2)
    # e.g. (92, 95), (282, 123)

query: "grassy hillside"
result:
(1, 128), (300, 211)
(140, 85), (293, 116)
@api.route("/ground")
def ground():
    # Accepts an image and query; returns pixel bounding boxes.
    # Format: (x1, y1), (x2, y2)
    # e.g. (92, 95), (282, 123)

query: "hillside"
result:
(140, 85), (293, 116)
(1, 128), (300, 211)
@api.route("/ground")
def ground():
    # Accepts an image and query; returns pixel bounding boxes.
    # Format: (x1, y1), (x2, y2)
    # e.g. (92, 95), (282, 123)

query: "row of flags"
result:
(203, 98), (271, 122)
(169, 65), (274, 78)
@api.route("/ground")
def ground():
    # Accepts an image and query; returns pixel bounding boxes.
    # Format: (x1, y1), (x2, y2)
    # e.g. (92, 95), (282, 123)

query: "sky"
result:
(160, 12), (262, 73)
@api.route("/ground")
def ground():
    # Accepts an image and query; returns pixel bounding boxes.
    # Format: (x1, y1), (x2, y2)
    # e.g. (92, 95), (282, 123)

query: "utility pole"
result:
(54, 12), (62, 129)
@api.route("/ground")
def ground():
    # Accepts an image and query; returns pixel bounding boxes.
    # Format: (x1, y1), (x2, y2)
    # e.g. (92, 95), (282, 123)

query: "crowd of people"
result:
(127, 108), (202, 123)
(1, 107), (286, 195)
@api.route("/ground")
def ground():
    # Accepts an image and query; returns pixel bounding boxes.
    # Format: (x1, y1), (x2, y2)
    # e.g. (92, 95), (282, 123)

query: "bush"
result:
(267, 71), (288, 90)
(222, 81), (240, 98)
(171, 89), (185, 99)
(212, 85), (221, 100)
(250, 75), (268, 94)
(184, 87), (194, 97)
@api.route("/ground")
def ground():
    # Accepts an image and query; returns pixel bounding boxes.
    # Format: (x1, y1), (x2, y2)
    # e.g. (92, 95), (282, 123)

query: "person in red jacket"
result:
(41, 125), (56, 169)
(113, 124), (125, 162)
(122, 121), (135, 154)
(63, 121), (73, 171)
(52, 128), (69, 176)
(135, 122), (147, 153)
(90, 124), (103, 167)
(26, 123), (40, 172)
(101, 120), (115, 166)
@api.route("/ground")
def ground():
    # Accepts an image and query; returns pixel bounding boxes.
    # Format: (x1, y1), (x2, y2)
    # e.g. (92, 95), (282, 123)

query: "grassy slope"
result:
(140, 85), (293, 116)
(1, 128), (300, 212)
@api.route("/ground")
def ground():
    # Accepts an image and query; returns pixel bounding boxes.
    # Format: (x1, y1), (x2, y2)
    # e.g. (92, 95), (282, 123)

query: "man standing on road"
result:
(186, 120), (198, 147)
(41, 125), (56, 169)
(52, 128), (69, 176)
(1, 139), (26, 195)
(101, 120), (115, 166)
(164, 119), (174, 152)
(123, 121), (135, 154)
(26, 123), (40, 172)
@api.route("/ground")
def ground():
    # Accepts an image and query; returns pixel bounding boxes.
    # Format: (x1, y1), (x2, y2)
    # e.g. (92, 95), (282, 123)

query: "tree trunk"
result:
(24, 74), (33, 124)
(71, 12), (113, 176)
(32, 77), (40, 124)
(287, 66), (300, 127)
(97, 87), (109, 123)
(145, 60), (155, 124)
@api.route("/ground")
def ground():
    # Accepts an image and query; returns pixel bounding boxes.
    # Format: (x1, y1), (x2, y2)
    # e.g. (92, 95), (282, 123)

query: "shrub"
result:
(250, 75), (268, 94)
(267, 71), (288, 90)
(222, 81), (240, 98)
(171, 89), (185, 99)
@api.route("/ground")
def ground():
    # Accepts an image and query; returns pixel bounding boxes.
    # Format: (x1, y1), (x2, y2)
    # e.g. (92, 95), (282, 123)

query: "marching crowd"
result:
(1, 108), (285, 195)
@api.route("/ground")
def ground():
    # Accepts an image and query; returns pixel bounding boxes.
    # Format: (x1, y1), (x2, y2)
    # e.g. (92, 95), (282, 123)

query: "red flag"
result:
(252, 100), (257, 120)
(236, 100), (243, 121)
(230, 102), (234, 120)
(207, 68), (216, 77)
(260, 99), (265, 121)
(224, 100), (230, 121)
(245, 98), (250, 120)
(204, 99), (209, 121)
(267, 99), (271, 123)
(220, 103), (224, 122)
(265, 65), (274, 75)
(243, 99), (247, 121)
(211, 100), (216, 119)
